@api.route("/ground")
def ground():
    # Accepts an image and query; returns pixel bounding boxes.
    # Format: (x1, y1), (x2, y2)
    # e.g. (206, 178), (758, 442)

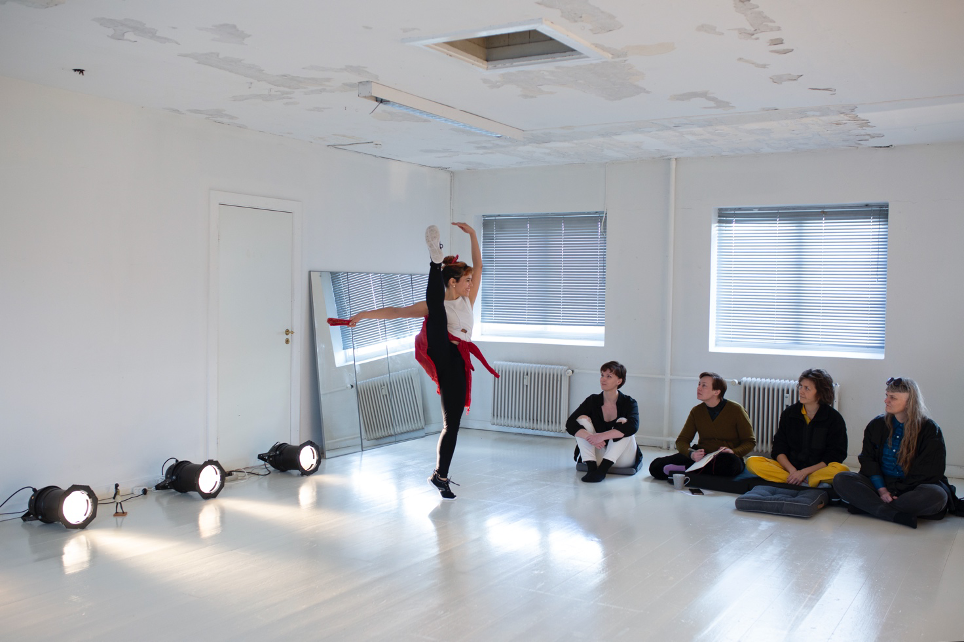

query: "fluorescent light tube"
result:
(358, 81), (523, 140)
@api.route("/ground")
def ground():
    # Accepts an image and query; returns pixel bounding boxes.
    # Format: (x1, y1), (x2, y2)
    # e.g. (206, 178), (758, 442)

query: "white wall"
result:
(0, 75), (450, 497)
(453, 143), (964, 473)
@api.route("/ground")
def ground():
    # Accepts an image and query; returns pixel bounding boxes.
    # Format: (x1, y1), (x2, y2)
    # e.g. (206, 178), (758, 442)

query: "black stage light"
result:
(155, 459), (226, 499)
(21, 484), (98, 529)
(258, 441), (321, 476)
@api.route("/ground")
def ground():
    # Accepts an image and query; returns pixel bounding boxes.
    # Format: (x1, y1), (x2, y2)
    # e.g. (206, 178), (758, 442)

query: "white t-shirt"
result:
(443, 296), (474, 340)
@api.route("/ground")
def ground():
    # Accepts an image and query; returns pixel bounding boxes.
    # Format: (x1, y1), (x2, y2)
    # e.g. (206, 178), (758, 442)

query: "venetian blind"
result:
(713, 203), (888, 355)
(331, 272), (428, 350)
(481, 213), (606, 327)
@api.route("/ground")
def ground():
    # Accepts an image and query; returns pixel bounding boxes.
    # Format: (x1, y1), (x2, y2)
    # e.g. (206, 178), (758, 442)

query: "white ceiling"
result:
(2, 0), (962, 170)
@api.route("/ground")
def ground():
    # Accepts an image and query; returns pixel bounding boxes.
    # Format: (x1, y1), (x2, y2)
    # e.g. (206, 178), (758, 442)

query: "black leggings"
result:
(426, 261), (466, 478)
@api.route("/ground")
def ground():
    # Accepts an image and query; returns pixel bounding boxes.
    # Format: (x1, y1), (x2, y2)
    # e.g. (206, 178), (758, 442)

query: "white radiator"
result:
(492, 362), (571, 433)
(740, 378), (840, 455)
(356, 368), (424, 441)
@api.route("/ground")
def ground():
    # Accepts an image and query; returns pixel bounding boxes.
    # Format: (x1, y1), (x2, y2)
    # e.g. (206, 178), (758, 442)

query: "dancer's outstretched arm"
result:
(453, 222), (482, 305)
(348, 301), (428, 327)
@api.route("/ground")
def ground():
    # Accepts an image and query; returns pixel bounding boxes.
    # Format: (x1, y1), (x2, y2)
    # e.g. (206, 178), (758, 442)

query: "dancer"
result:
(343, 223), (497, 500)
(649, 372), (755, 479)
(833, 377), (949, 529)
(565, 361), (641, 483)
(746, 368), (849, 487)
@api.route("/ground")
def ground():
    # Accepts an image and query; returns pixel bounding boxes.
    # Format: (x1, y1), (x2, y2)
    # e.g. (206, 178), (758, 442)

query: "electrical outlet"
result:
(132, 486), (150, 496)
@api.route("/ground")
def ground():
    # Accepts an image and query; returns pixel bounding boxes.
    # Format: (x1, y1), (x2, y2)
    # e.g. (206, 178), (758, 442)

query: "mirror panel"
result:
(309, 271), (362, 457)
(310, 271), (435, 457)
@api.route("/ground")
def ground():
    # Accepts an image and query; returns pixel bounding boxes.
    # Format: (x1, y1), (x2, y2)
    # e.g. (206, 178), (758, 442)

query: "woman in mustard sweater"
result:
(746, 369), (849, 486)
(649, 372), (756, 479)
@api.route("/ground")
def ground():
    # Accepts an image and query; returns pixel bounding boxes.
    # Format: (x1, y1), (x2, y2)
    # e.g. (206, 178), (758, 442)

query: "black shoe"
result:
(846, 503), (868, 515)
(429, 471), (458, 500)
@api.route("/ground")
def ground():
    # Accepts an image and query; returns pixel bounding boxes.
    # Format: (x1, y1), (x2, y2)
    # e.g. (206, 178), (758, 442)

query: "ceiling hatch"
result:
(405, 19), (612, 71)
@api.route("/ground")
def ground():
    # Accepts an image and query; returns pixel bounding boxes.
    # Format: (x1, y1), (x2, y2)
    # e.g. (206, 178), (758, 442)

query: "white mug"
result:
(672, 473), (691, 490)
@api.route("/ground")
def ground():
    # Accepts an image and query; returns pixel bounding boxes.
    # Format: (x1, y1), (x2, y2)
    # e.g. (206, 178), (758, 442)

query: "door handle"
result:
(285, 329), (295, 335)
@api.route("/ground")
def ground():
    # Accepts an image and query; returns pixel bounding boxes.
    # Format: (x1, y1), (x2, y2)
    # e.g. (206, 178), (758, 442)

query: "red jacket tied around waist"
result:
(414, 318), (499, 410)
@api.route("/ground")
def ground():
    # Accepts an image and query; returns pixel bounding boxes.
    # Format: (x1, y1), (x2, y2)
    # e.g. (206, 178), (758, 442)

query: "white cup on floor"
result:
(672, 473), (691, 490)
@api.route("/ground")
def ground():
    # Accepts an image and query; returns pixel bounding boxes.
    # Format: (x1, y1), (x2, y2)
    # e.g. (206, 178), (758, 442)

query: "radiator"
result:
(491, 362), (571, 433)
(356, 368), (424, 441)
(740, 378), (840, 455)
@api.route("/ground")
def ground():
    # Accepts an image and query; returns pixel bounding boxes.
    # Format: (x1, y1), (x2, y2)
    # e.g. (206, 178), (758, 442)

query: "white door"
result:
(218, 204), (293, 469)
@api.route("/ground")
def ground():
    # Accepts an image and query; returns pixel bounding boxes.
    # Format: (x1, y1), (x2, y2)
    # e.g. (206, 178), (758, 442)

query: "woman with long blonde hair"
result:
(833, 377), (949, 528)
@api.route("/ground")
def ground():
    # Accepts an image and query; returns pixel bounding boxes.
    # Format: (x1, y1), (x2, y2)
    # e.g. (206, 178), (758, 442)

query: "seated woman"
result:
(833, 377), (949, 529)
(565, 361), (641, 483)
(746, 369), (849, 487)
(649, 372), (755, 479)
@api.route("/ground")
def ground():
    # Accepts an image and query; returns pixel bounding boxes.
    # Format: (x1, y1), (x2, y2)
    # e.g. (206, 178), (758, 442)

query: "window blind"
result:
(331, 272), (428, 350)
(713, 203), (888, 356)
(481, 213), (606, 327)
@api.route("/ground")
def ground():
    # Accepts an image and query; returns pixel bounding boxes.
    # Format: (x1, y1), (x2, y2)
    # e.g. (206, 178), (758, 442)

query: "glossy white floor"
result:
(3, 429), (963, 642)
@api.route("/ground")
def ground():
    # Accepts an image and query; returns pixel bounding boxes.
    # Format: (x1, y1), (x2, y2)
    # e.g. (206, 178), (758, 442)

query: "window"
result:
(480, 212), (606, 345)
(711, 202), (888, 358)
(330, 271), (427, 364)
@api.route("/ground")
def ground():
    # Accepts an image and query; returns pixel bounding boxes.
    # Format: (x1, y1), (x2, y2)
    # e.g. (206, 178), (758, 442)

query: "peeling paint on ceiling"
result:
(1, 0), (961, 170)
(536, 0), (623, 34)
(0, 0), (66, 7)
(731, 0), (782, 40)
(198, 23), (251, 45)
(482, 60), (647, 100)
(187, 108), (238, 121)
(737, 57), (769, 69)
(593, 42), (675, 58)
(670, 91), (735, 111)
(696, 24), (724, 36)
(770, 73), (802, 84)
(180, 53), (333, 90)
(93, 18), (178, 44)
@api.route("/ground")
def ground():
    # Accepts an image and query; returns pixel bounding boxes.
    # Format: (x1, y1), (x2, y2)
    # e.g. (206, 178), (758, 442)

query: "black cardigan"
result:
(771, 402), (848, 470)
(857, 414), (946, 494)
(565, 391), (639, 441)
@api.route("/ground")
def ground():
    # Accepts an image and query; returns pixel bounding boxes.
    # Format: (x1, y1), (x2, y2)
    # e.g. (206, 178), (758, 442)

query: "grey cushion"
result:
(575, 446), (643, 476)
(735, 486), (828, 518)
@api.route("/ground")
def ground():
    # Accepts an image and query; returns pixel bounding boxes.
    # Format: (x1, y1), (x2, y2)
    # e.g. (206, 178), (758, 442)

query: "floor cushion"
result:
(735, 485), (829, 518)
(575, 446), (644, 476)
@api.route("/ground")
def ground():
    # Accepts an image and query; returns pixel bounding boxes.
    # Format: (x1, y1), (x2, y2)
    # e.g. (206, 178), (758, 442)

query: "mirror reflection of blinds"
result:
(481, 213), (606, 326)
(714, 203), (888, 354)
(330, 272), (428, 350)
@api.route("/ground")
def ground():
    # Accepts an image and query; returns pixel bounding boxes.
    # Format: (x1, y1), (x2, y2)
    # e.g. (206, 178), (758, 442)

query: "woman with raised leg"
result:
(344, 223), (496, 500)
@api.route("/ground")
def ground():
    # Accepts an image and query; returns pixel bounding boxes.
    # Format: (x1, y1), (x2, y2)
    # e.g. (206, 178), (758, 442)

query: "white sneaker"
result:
(425, 225), (444, 264)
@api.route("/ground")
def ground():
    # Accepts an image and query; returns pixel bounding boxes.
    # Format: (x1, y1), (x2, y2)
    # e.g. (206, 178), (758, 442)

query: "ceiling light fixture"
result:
(258, 441), (322, 476)
(21, 484), (98, 529)
(358, 81), (523, 139)
(155, 459), (226, 499)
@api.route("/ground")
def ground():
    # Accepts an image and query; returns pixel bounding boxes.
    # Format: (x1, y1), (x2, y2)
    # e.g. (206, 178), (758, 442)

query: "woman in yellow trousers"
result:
(747, 369), (849, 486)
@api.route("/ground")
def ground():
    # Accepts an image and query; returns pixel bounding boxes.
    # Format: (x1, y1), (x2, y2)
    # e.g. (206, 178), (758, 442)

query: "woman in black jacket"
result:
(833, 377), (948, 529)
(565, 361), (641, 483)
(746, 369), (849, 486)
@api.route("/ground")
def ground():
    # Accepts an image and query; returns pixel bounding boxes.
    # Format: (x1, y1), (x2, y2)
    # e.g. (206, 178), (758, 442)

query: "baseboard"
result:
(460, 419), (569, 439)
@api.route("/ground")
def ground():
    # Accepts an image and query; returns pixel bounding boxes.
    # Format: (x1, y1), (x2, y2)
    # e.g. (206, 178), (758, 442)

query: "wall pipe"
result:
(662, 158), (677, 441)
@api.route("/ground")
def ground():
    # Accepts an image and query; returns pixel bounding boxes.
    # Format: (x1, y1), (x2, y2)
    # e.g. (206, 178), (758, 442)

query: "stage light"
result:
(21, 484), (98, 529)
(258, 441), (321, 476)
(155, 459), (226, 499)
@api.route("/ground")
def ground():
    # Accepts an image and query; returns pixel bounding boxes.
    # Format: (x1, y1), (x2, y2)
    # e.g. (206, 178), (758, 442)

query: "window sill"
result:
(710, 345), (884, 360)
(475, 334), (605, 347)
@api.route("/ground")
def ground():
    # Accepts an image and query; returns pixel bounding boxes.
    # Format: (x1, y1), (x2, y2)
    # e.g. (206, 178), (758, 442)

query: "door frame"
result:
(207, 191), (303, 459)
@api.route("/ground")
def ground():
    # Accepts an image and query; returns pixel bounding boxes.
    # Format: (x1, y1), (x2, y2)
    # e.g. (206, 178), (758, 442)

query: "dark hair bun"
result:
(442, 255), (458, 265)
